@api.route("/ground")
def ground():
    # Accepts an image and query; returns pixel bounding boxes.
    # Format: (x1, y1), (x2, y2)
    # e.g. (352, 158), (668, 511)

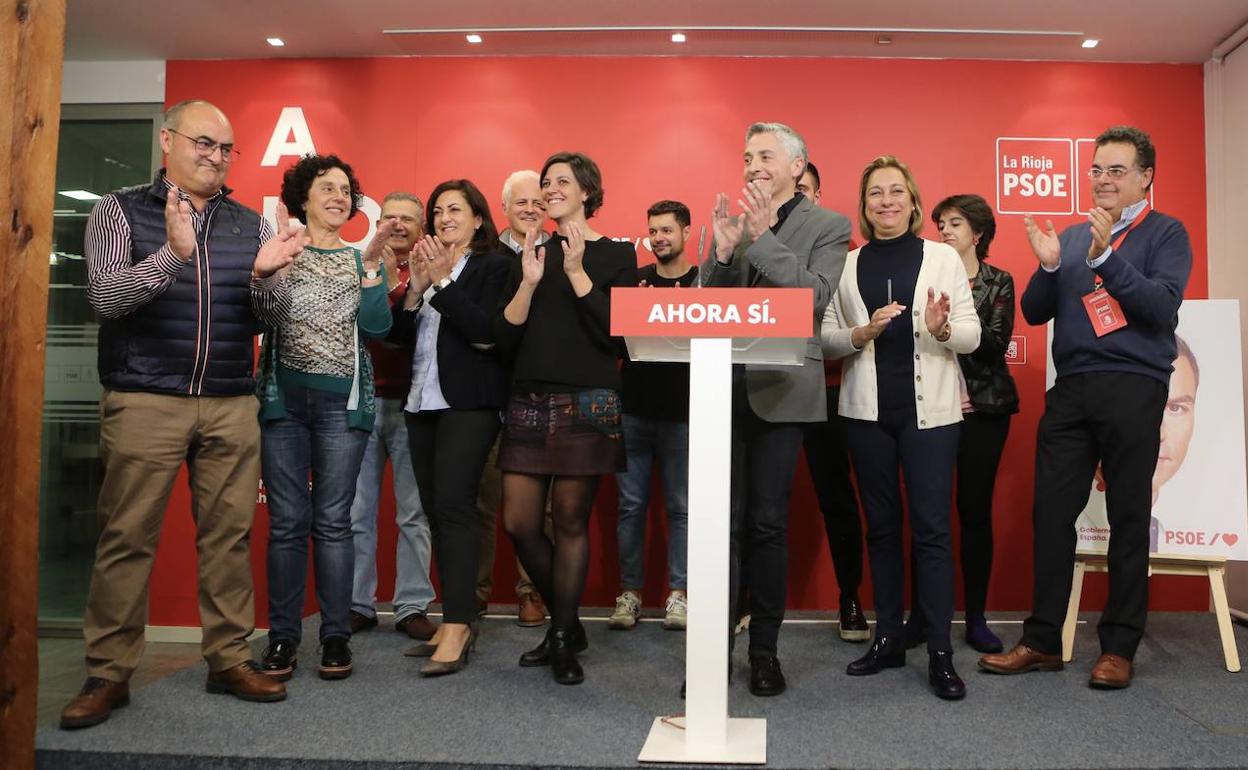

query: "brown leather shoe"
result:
(517, 591), (548, 627)
(396, 612), (437, 641)
(349, 610), (378, 634)
(978, 644), (1064, 674)
(60, 677), (130, 729)
(206, 660), (288, 702)
(1088, 653), (1133, 689)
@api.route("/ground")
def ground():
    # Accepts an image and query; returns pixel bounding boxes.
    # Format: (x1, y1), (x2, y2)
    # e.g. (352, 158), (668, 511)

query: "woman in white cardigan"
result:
(821, 156), (980, 700)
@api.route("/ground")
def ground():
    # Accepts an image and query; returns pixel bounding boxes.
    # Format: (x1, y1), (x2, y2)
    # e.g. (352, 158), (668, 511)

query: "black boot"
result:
(846, 634), (906, 676)
(928, 650), (966, 700)
(519, 621), (588, 667)
(549, 628), (584, 685)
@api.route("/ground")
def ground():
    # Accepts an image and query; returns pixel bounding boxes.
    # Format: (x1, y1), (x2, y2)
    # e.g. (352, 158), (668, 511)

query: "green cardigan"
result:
(256, 247), (393, 432)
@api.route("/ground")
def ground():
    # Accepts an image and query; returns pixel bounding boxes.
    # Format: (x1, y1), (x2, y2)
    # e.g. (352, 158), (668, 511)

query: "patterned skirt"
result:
(498, 389), (626, 475)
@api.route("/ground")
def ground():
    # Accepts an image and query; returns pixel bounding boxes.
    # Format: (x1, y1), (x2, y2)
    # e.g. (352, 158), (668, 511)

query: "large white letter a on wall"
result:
(261, 107), (317, 167)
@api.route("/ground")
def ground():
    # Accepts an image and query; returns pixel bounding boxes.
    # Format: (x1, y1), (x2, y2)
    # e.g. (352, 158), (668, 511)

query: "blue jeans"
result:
(263, 385), (369, 642)
(349, 397), (434, 621)
(614, 414), (689, 591)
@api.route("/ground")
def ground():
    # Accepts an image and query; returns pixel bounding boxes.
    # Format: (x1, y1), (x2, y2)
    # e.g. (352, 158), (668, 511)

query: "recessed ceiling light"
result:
(58, 190), (102, 201)
(671, 32), (686, 43)
(1082, 38), (1099, 48)
(466, 33), (483, 44)
(267, 37), (285, 47)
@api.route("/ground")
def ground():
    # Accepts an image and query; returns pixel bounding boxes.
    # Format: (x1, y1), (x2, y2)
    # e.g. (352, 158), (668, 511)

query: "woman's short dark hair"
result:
(540, 151), (604, 219)
(280, 154), (363, 225)
(932, 193), (997, 261)
(425, 179), (501, 256)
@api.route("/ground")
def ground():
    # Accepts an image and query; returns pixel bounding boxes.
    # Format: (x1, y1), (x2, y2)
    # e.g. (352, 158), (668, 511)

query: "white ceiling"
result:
(65, 0), (1248, 63)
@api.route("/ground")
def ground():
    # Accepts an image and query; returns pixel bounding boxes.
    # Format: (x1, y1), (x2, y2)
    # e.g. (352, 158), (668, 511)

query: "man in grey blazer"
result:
(700, 122), (851, 696)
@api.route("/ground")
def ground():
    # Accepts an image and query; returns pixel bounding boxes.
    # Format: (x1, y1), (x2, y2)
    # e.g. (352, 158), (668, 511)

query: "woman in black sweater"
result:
(495, 151), (638, 685)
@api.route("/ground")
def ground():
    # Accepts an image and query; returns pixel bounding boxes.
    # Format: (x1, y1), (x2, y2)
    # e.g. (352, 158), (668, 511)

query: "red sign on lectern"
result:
(611, 287), (814, 338)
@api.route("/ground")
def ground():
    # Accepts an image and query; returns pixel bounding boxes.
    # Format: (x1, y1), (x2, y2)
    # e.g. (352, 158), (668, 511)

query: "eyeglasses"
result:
(167, 129), (240, 162)
(1087, 165), (1136, 179)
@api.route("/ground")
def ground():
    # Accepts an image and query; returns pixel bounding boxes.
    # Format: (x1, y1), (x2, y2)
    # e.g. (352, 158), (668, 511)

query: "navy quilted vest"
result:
(98, 173), (262, 396)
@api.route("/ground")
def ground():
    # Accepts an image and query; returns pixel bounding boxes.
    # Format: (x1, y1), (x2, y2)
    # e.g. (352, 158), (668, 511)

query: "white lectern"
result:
(611, 287), (815, 765)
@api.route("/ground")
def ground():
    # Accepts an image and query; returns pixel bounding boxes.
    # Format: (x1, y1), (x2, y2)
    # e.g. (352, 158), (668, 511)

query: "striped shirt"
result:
(85, 177), (289, 327)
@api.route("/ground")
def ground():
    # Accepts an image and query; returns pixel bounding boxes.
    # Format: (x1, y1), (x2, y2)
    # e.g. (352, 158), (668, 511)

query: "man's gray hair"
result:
(162, 99), (221, 130)
(502, 169), (540, 208)
(381, 191), (425, 224)
(745, 122), (808, 170)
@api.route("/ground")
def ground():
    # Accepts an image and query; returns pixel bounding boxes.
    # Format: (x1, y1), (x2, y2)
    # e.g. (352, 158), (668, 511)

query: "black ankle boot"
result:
(846, 634), (906, 676)
(549, 628), (584, 685)
(519, 621), (588, 667)
(519, 627), (552, 667)
(928, 650), (966, 700)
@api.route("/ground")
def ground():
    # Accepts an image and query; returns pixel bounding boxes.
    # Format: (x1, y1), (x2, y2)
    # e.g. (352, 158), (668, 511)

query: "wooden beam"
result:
(0, 1), (66, 767)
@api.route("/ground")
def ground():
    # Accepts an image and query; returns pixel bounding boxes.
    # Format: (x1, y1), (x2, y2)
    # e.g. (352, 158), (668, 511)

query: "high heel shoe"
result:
(549, 628), (584, 685)
(846, 634), (906, 676)
(403, 642), (437, 658)
(419, 626), (477, 677)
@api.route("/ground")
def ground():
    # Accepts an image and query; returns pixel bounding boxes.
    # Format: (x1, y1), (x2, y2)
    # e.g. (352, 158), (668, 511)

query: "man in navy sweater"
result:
(980, 126), (1191, 689)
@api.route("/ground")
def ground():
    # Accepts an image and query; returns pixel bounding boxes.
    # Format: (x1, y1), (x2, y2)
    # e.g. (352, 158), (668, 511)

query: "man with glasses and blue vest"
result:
(61, 99), (305, 729)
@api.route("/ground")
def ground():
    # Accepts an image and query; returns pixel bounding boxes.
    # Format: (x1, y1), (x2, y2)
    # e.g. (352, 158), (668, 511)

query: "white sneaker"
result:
(608, 591), (642, 630)
(663, 592), (688, 630)
(734, 612), (751, 635)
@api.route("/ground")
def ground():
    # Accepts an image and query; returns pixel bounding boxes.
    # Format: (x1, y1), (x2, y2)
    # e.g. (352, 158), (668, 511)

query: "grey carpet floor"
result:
(35, 612), (1248, 770)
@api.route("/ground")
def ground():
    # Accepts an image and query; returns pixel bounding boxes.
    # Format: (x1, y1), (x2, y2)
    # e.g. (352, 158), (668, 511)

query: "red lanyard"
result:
(1093, 207), (1150, 290)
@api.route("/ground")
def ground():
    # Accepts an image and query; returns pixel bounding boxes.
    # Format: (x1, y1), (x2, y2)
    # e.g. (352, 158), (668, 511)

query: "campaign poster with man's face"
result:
(1051, 300), (1248, 559)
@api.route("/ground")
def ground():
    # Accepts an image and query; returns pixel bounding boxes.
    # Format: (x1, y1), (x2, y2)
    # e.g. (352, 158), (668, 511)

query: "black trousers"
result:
(406, 408), (501, 625)
(1021, 372), (1166, 659)
(908, 411), (1011, 625)
(728, 389), (805, 654)
(957, 412), (1011, 618)
(803, 386), (865, 600)
(846, 412), (960, 652)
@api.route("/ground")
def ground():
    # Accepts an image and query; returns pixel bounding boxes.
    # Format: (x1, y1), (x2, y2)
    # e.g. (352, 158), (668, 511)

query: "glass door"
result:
(39, 104), (162, 630)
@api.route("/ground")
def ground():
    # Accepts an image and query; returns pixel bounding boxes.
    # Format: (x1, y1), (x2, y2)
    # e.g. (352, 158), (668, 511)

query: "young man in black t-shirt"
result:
(609, 200), (698, 632)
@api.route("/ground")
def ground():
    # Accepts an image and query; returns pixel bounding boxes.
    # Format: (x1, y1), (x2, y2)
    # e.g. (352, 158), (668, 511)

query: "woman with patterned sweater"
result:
(257, 154), (393, 683)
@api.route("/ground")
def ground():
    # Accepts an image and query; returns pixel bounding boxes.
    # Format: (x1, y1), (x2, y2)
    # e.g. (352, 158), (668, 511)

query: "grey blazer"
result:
(699, 196), (851, 423)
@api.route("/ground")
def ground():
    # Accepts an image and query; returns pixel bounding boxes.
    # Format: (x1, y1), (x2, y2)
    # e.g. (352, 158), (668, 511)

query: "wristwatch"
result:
(363, 268), (380, 280)
(936, 322), (952, 342)
(432, 277), (453, 292)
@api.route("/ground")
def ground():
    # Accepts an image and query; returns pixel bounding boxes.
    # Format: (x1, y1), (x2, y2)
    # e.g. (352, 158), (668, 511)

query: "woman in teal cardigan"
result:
(256, 154), (392, 684)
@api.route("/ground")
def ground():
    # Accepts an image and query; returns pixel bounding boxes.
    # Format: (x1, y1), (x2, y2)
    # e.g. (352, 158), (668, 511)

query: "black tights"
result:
(502, 472), (600, 631)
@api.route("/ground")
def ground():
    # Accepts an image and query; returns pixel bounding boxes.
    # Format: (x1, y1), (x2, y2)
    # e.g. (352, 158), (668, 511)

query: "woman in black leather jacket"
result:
(906, 194), (1019, 654)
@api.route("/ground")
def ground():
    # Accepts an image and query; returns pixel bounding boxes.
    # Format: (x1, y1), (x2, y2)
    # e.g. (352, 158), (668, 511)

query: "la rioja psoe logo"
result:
(996, 138), (1074, 216)
(1005, 335), (1027, 366)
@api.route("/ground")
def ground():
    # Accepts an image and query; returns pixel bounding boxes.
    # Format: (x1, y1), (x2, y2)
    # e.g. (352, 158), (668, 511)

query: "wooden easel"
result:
(1062, 550), (1241, 672)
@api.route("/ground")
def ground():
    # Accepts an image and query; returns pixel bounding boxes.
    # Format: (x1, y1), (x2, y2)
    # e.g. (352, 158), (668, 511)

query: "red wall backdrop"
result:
(148, 56), (1210, 627)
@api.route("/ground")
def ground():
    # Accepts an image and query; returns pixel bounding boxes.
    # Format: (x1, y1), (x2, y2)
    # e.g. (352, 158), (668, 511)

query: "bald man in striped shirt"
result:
(61, 99), (305, 729)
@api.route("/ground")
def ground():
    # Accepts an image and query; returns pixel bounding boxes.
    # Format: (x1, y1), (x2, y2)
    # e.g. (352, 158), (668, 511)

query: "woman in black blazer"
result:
(393, 179), (510, 676)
